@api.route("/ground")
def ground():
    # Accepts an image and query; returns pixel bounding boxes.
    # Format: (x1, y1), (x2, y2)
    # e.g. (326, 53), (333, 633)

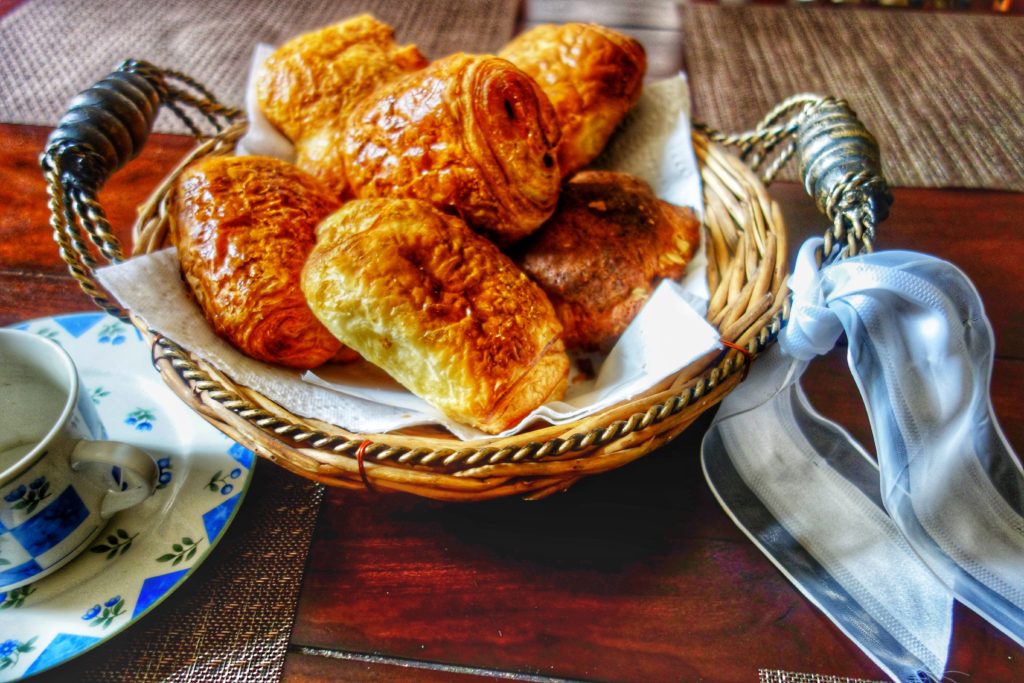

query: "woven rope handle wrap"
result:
(43, 60), (164, 193)
(40, 61), (242, 319)
(697, 93), (892, 262)
(796, 97), (892, 261)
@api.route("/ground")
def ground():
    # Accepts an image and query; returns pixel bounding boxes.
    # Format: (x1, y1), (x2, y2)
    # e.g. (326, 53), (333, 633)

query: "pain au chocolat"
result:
(517, 171), (700, 352)
(302, 198), (569, 434)
(170, 155), (351, 369)
(255, 14), (428, 197)
(499, 23), (646, 178)
(341, 53), (562, 246)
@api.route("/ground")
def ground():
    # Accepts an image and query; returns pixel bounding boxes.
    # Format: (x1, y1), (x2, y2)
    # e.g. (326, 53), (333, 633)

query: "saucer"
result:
(0, 313), (254, 679)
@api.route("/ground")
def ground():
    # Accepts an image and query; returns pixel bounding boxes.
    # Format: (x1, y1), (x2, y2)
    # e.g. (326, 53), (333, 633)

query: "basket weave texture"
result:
(117, 122), (789, 501)
(46, 63), (894, 502)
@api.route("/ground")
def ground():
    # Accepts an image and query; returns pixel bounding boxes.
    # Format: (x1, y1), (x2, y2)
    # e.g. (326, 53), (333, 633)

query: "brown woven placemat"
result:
(0, 0), (520, 134)
(759, 671), (885, 683)
(28, 462), (324, 682)
(5, 1), (1021, 191)
(683, 5), (1024, 192)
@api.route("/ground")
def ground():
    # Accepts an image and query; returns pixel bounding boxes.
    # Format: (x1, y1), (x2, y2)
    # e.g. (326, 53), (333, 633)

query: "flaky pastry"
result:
(517, 171), (700, 352)
(302, 198), (569, 434)
(255, 14), (428, 196)
(499, 23), (646, 177)
(342, 53), (562, 246)
(170, 155), (348, 369)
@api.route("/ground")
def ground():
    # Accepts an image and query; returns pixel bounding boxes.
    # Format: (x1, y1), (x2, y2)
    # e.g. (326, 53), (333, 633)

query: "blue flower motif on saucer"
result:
(206, 468), (243, 496)
(0, 637), (36, 671)
(96, 323), (126, 346)
(82, 596), (125, 628)
(155, 458), (173, 490)
(124, 409), (155, 432)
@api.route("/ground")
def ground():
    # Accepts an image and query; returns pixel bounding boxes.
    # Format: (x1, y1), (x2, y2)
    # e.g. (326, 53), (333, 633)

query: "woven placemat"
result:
(0, 0), (520, 134)
(29, 462), (324, 682)
(759, 671), (885, 683)
(683, 5), (1024, 192)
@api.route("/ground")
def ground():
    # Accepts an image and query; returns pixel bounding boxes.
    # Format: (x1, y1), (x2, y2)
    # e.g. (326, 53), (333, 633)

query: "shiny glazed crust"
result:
(341, 53), (562, 246)
(170, 155), (345, 369)
(499, 23), (646, 177)
(302, 199), (569, 434)
(517, 171), (700, 352)
(254, 14), (428, 196)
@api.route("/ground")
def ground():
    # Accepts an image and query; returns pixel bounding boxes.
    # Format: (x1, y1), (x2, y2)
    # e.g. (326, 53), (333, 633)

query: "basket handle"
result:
(697, 94), (893, 263)
(40, 60), (242, 319)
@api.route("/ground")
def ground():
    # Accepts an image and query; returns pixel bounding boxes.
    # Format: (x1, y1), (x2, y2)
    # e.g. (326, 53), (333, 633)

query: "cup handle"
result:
(71, 440), (158, 518)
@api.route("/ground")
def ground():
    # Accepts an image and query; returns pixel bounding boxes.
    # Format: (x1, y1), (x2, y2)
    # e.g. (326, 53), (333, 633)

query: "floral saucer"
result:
(0, 313), (254, 679)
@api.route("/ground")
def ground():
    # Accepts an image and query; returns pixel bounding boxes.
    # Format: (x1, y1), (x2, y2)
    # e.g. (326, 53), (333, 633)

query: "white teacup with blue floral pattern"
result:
(0, 329), (157, 590)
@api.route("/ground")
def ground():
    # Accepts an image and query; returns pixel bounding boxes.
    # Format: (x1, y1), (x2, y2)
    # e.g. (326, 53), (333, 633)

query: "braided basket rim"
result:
(40, 58), (886, 501)
(112, 119), (791, 499)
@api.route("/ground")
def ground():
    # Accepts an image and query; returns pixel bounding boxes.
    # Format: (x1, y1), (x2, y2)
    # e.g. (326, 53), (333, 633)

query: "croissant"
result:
(516, 171), (700, 352)
(499, 23), (646, 178)
(302, 198), (569, 434)
(342, 53), (562, 246)
(170, 155), (348, 369)
(255, 14), (428, 196)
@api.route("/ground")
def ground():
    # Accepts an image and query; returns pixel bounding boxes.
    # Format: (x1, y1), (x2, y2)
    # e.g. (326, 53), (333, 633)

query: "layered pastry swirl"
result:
(341, 53), (563, 246)
(499, 23), (647, 178)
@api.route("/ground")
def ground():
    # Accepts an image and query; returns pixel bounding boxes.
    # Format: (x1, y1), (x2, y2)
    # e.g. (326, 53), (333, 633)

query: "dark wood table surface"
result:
(2, 2), (1022, 682)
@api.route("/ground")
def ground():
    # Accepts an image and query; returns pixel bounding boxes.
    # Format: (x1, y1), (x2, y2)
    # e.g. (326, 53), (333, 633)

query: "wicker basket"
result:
(41, 61), (891, 501)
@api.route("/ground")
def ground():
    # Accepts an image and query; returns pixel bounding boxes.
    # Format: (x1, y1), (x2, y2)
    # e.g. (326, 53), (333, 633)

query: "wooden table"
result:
(2, 3), (1022, 682)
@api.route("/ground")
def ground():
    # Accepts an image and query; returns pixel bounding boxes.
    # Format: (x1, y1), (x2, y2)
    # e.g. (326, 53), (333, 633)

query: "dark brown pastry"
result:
(302, 198), (569, 433)
(499, 23), (646, 177)
(170, 155), (347, 368)
(517, 171), (700, 352)
(255, 14), (428, 196)
(341, 53), (562, 246)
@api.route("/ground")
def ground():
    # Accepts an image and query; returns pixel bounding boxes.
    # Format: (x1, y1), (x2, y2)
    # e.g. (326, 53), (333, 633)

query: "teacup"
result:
(0, 328), (157, 590)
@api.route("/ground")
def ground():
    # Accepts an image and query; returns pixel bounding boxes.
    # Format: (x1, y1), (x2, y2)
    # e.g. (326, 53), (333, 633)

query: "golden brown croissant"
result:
(516, 171), (700, 352)
(255, 15), (428, 196)
(499, 23), (646, 178)
(170, 155), (347, 369)
(341, 53), (562, 246)
(302, 198), (569, 433)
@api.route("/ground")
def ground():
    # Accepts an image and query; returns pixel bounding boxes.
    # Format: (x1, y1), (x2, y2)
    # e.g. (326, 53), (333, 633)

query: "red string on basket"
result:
(719, 339), (753, 381)
(356, 439), (375, 492)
